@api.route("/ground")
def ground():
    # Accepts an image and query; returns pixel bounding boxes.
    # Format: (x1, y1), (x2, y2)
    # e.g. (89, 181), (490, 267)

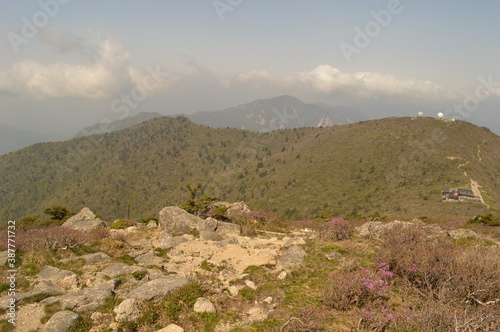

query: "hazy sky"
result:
(1, 0), (500, 138)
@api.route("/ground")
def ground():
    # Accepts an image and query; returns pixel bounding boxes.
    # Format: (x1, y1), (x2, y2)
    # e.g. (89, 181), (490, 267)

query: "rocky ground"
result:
(1, 205), (498, 332)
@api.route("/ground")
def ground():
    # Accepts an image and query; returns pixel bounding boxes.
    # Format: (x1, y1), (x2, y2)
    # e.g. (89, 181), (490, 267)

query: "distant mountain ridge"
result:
(0, 116), (498, 222)
(74, 112), (164, 138)
(0, 123), (45, 155)
(187, 95), (365, 131)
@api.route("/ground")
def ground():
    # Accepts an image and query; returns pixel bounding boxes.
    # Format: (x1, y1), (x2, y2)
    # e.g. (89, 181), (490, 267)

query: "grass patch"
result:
(41, 301), (62, 324)
(19, 292), (53, 305)
(131, 270), (148, 280)
(0, 319), (15, 332)
(153, 247), (171, 257)
(163, 282), (206, 322)
(114, 254), (137, 265)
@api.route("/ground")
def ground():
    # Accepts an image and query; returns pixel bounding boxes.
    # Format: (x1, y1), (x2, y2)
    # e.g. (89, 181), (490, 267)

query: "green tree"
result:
(179, 183), (218, 217)
(43, 206), (73, 221)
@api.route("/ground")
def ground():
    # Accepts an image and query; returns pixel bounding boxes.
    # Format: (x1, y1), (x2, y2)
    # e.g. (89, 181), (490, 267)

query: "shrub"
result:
(377, 224), (500, 306)
(110, 219), (136, 229)
(84, 227), (110, 243)
(316, 219), (355, 241)
(468, 213), (500, 226)
(205, 205), (230, 221)
(179, 183), (219, 217)
(245, 210), (287, 232)
(323, 263), (393, 311)
(131, 270), (148, 280)
(17, 226), (86, 252)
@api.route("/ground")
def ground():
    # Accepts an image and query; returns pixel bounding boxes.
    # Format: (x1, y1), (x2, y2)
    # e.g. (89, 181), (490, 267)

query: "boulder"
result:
(159, 206), (204, 234)
(228, 286), (239, 296)
(38, 266), (81, 291)
(226, 201), (251, 221)
(41, 279), (120, 312)
(60, 252), (111, 264)
(248, 306), (268, 322)
(277, 245), (307, 268)
(356, 220), (424, 240)
(100, 263), (147, 278)
(447, 229), (480, 239)
(114, 298), (142, 322)
(40, 310), (80, 332)
(147, 220), (158, 228)
(157, 324), (185, 332)
(193, 297), (216, 313)
(135, 252), (164, 266)
(245, 280), (257, 290)
(216, 221), (241, 237)
(200, 231), (224, 241)
(62, 207), (107, 231)
(325, 252), (343, 261)
(157, 235), (189, 249)
(125, 275), (190, 302)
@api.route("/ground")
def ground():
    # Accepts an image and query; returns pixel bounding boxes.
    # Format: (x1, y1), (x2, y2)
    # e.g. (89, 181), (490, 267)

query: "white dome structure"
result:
(437, 112), (444, 119)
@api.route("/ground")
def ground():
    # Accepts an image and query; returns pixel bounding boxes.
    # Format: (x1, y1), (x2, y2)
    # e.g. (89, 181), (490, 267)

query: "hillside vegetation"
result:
(0, 116), (499, 222)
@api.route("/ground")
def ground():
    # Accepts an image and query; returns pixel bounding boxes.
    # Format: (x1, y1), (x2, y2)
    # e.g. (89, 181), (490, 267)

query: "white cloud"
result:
(287, 65), (459, 101)
(0, 34), (140, 99)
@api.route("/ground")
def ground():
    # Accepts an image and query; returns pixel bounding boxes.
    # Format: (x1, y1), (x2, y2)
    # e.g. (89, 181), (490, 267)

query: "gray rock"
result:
(214, 237), (240, 248)
(228, 286), (239, 296)
(325, 252), (343, 261)
(356, 220), (425, 240)
(193, 297), (216, 313)
(100, 263), (147, 278)
(216, 221), (241, 237)
(247, 306), (268, 321)
(157, 324), (185, 332)
(125, 275), (190, 302)
(62, 207), (107, 231)
(447, 229), (480, 239)
(277, 246), (307, 268)
(41, 279), (120, 312)
(128, 249), (149, 258)
(201, 217), (219, 232)
(263, 296), (273, 304)
(200, 231), (224, 241)
(157, 235), (188, 249)
(0, 287), (62, 308)
(114, 298), (142, 321)
(226, 201), (251, 222)
(135, 252), (164, 266)
(147, 220), (158, 228)
(159, 206), (204, 234)
(245, 280), (257, 290)
(33, 280), (65, 295)
(60, 252), (111, 264)
(38, 266), (80, 291)
(40, 310), (80, 332)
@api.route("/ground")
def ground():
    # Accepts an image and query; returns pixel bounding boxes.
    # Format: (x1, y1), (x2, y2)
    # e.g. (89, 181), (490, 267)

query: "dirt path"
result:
(470, 179), (489, 208)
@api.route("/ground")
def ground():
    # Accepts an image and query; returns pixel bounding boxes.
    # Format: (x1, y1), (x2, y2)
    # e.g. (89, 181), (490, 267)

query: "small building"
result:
(442, 187), (480, 202)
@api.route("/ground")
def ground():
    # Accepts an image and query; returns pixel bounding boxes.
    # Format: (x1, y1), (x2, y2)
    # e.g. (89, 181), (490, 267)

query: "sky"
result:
(1, 0), (500, 140)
